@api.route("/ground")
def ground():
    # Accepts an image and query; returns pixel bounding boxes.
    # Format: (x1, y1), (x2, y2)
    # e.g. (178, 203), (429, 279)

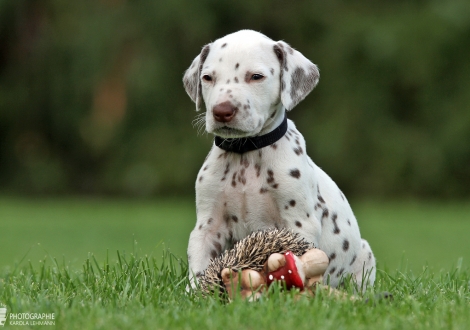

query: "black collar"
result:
(214, 114), (288, 154)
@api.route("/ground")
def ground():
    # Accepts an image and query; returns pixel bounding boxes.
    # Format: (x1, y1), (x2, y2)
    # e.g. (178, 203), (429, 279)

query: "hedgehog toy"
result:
(198, 228), (329, 300)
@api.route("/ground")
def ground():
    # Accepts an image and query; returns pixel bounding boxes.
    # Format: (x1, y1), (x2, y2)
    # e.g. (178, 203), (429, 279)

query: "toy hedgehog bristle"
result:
(198, 228), (315, 295)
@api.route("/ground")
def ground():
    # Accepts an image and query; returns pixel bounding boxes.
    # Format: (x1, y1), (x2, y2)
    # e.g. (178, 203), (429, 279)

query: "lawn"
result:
(0, 197), (469, 329)
(0, 197), (469, 273)
(0, 197), (196, 271)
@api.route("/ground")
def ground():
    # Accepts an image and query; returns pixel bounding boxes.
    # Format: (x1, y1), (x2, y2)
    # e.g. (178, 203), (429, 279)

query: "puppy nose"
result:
(213, 102), (237, 123)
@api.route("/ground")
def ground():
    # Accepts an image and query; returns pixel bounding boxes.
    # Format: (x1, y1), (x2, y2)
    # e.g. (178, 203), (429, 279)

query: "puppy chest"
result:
(196, 152), (284, 229)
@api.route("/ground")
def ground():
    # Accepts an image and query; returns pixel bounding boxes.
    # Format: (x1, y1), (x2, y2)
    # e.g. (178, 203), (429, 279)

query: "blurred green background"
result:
(1, 0), (469, 197)
(1, 198), (469, 273)
(0, 0), (469, 273)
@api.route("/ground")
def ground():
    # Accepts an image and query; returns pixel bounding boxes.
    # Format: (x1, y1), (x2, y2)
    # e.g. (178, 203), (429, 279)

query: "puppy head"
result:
(183, 30), (319, 138)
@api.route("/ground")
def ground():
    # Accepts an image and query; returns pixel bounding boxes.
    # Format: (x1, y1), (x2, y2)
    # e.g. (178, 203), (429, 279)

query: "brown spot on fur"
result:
(221, 43), (227, 48)
(273, 43), (288, 72)
(330, 253), (336, 260)
(349, 255), (357, 266)
(289, 65), (319, 106)
(270, 143), (277, 149)
(273, 44), (283, 62)
(238, 168), (246, 185)
(214, 241), (222, 253)
(289, 200), (296, 207)
(290, 169), (301, 178)
(260, 187), (268, 194)
(235, 63), (239, 69)
(241, 156), (249, 168)
(234, 77), (239, 83)
(255, 164), (261, 177)
(231, 215), (238, 222)
(218, 152), (229, 159)
(267, 169), (274, 183)
(289, 129), (299, 135)
(210, 250), (217, 259)
(244, 71), (252, 83)
(318, 195), (325, 203)
(332, 213), (340, 234)
(336, 268), (345, 278)
(221, 163), (230, 181)
(266, 170), (279, 188)
(343, 240), (350, 252)
(295, 221), (302, 228)
(231, 172), (237, 187)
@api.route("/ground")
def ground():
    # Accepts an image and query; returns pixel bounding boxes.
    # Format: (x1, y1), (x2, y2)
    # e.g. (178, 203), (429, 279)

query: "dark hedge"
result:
(0, 0), (469, 197)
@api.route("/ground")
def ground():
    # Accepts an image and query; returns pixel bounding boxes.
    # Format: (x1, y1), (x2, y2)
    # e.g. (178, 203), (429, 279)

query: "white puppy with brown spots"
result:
(183, 30), (376, 289)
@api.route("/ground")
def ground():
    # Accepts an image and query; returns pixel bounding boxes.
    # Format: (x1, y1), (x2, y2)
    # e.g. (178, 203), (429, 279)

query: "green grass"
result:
(0, 198), (196, 271)
(0, 197), (470, 329)
(0, 250), (469, 329)
(1, 197), (469, 272)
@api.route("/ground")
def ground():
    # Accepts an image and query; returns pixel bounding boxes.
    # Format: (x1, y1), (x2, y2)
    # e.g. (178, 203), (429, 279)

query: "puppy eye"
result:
(202, 75), (213, 82)
(251, 74), (264, 81)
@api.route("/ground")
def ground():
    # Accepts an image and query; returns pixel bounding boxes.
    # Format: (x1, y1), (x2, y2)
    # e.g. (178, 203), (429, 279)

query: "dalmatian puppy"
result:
(183, 30), (376, 289)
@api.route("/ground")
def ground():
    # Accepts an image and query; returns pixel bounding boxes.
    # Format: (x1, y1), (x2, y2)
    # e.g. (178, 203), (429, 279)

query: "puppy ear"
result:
(273, 41), (319, 111)
(183, 44), (211, 111)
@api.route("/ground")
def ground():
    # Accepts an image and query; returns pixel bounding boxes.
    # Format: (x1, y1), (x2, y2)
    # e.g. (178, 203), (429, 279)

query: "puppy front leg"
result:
(187, 216), (228, 288)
